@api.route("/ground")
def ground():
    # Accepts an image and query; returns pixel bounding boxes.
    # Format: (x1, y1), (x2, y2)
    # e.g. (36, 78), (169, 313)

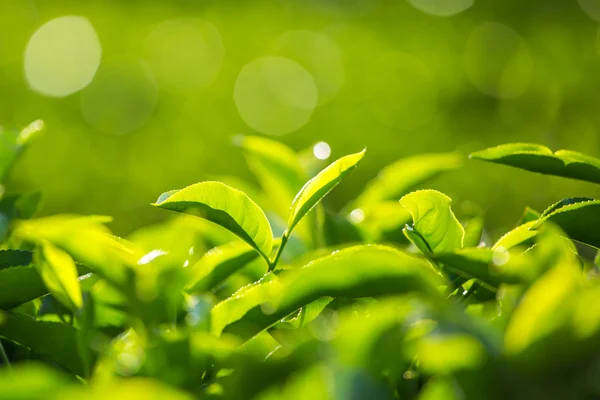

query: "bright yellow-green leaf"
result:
(353, 152), (462, 208)
(470, 143), (600, 184)
(0, 363), (69, 399)
(492, 220), (538, 250)
(400, 190), (464, 253)
(416, 333), (487, 374)
(505, 262), (582, 354)
(34, 241), (83, 311)
(153, 182), (274, 261)
(287, 149), (365, 234)
(13, 215), (139, 286)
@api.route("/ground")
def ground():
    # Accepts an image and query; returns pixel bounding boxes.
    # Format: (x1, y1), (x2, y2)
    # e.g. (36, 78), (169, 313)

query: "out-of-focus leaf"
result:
(214, 245), (443, 339)
(470, 143), (600, 184)
(13, 215), (139, 286)
(276, 297), (333, 330)
(492, 221), (538, 250)
(0, 363), (69, 399)
(236, 135), (306, 219)
(517, 206), (541, 225)
(505, 262), (582, 355)
(0, 191), (43, 220)
(287, 150), (365, 235)
(186, 240), (262, 293)
(354, 202), (411, 243)
(416, 333), (487, 374)
(153, 182), (274, 261)
(58, 378), (194, 400)
(400, 190), (464, 253)
(418, 377), (462, 400)
(535, 198), (600, 248)
(0, 312), (85, 376)
(463, 217), (484, 248)
(0, 120), (44, 182)
(353, 152), (462, 208)
(34, 242), (83, 311)
(434, 248), (526, 288)
(322, 211), (363, 246)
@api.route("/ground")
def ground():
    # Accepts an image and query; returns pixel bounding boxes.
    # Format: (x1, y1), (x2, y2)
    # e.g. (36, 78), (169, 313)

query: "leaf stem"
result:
(269, 233), (289, 271)
(0, 340), (11, 369)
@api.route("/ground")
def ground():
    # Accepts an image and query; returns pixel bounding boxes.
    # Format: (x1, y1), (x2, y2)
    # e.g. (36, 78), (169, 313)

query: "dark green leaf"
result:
(153, 182), (274, 261)
(470, 143), (600, 184)
(535, 199), (600, 248)
(0, 312), (85, 376)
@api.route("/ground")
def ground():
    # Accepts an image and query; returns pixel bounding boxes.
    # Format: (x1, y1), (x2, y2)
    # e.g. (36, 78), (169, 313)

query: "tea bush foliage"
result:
(2, 121), (600, 399)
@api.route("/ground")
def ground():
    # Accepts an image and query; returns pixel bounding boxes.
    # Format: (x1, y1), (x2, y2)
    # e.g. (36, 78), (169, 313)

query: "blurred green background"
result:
(2, 0), (600, 236)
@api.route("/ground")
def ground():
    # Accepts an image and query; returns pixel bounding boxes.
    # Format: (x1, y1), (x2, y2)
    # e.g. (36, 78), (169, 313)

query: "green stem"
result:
(269, 233), (289, 272)
(0, 340), (11, 369)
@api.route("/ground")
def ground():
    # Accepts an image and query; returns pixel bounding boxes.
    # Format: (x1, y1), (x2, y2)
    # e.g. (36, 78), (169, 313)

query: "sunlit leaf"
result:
(13, 215), (139, 286)
(0, 363), (69, 399)
(400, 190), (464, 253)
(353, 152), (462, 208)
(492, 220), (538, 250)
(287, 149), (365, 234)
(463, 216), (484, 248)
(213, 245), (443, 339)
(470, 143), (600, 184)
(433, 247), (526, 288)
(153, 182), (274, 261)
(34, 241), (83, 311)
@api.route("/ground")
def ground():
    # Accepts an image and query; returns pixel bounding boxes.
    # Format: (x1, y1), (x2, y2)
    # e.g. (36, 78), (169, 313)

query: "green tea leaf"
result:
(0, 312), (86, 376)
(34, 241), (83, 311)
(462, 217), (484, 248)
(492, 221), (538, 250)
(0, 363), (69, 399)
(433, 247), (524, 288)
(470, 143), (600, 184)
(154, 182), (274, 261)
(213, 245), (442, 339)
(0, 267), (47, 310)
(0, 120), (44, 182)
(13, 215), (138, 286)
(287, 149), (365, 234)
(236, 135), (306, 219)
(535, 199), (600, 248)
(186, 240), (262, 293)
(353, 153), (462, 208)
(399, 190), (464, 253)
(0, 263), (90, 310)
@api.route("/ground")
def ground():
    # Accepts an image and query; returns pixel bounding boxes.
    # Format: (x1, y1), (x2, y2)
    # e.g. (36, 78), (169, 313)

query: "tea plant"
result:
(1, 123), (600, 399)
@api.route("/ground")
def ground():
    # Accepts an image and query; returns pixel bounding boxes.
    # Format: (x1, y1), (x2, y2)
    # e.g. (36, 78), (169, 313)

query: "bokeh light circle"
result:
(24, 16), (102, 97)
(80, 61), (158, 135)
(273, 30), (345, 105)
(367, 52), (437, 130)
(144, 19), (224, 93)
(408, 0), (474, 16)
(464, 22), (533, 99)
(234, 56), (318, 136)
